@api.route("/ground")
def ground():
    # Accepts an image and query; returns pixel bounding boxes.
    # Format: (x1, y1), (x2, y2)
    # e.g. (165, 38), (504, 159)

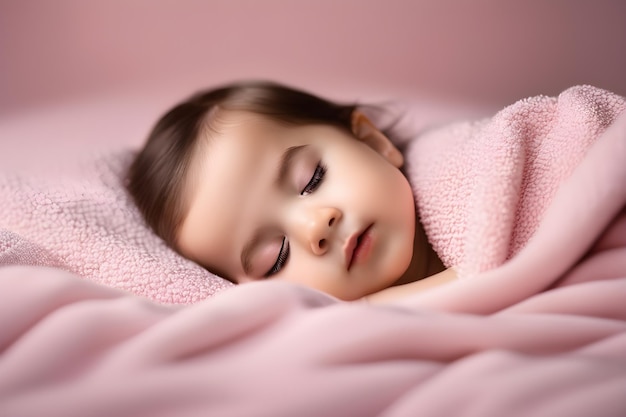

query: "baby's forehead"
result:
(191, 110), (313, 172)
(186, 109), (291, 193)
(191, 110), (278, 166)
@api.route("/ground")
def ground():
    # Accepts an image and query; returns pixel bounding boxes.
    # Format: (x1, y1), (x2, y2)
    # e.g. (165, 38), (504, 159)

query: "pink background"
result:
(1, 0), (625, 166)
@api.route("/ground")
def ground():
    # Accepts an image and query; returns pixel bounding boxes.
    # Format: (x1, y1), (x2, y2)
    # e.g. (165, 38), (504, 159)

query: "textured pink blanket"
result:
(1, 86), (625, 416)
(400, 85), (626, 314)
(406, 85), (625, 277)
(0, 153), (233, 304)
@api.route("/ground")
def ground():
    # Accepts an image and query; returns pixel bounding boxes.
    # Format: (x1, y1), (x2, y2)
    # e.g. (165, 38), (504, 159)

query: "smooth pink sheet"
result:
(0, 270), (624, 416)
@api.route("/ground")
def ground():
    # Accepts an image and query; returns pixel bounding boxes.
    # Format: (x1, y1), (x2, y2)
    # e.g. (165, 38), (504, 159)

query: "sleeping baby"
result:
(127, 80), (625, 304)
(126, 80), (456, 303)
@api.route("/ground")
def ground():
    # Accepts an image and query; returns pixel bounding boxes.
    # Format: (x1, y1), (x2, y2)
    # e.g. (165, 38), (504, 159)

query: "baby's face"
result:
(177, 111), (416, 300)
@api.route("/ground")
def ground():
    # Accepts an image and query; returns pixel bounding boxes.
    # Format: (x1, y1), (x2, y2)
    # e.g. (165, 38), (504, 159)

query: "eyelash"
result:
(301, 163), (327, 196)
(265, 239), (289, 277)
(265, 162), (327, 277)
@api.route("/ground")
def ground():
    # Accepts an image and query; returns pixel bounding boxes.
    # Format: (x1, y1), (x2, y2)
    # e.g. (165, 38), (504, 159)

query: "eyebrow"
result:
(275, 144), (309, 186)
(240, 145), (309, 274)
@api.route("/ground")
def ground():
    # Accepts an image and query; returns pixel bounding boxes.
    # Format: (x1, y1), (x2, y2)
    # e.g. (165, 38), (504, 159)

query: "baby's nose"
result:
(304, 207), (341, 255)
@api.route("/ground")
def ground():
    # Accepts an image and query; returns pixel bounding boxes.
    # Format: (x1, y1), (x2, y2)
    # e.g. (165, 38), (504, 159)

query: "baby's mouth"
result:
(345, 224), (374, 270)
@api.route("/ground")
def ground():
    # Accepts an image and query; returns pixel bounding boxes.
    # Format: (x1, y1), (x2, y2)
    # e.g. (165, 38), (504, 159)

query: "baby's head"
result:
(128, 81), (418, 300)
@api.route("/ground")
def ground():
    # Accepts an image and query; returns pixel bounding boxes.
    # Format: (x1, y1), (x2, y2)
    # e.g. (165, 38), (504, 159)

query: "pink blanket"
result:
(407, 85), (625, 277)
(402, 85), (626, 313)
(0, 153), (233, 304)
(1, 86), (626, 416)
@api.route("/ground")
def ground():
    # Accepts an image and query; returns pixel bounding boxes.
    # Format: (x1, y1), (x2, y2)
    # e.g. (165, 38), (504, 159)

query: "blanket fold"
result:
(1, 269), (625, 417)
(403, 86), (626, 313)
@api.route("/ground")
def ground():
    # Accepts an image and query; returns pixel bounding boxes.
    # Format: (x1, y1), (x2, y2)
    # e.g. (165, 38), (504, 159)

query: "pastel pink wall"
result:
(1, 0), (625, 114)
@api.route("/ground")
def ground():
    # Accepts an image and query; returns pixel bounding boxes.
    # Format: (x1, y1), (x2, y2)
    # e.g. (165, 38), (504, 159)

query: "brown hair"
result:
(127, 80), (398, 250)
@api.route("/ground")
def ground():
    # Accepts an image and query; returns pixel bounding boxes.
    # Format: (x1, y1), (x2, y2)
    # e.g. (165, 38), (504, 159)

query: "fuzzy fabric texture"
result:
(0, 229), (60, 268)
(405, 85), (625, 278)
(0, 153), (233, 304)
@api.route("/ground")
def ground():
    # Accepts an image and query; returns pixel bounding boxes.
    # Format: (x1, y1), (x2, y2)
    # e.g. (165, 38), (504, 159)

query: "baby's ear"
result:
(351, 111), (404, 168)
